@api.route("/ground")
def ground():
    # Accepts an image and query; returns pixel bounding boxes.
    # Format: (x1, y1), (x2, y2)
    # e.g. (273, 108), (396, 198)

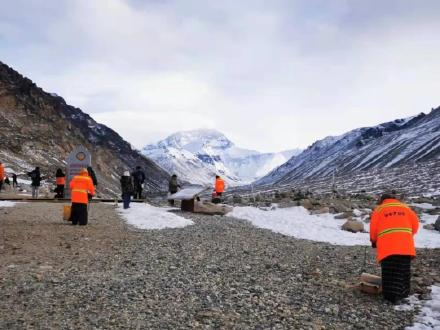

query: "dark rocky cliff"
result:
(0, 61), (170, 196)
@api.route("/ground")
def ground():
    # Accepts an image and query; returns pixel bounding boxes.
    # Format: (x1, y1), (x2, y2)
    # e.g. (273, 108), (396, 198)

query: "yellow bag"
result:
(63, 205), (72, 221)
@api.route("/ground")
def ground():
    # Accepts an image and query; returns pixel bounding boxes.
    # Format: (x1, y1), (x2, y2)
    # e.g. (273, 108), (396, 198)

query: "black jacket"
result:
(28, 169), (41, 187)
(132, 169), (146, 186)
(168, 177), (180, 194)
(120, 176), (134, 195)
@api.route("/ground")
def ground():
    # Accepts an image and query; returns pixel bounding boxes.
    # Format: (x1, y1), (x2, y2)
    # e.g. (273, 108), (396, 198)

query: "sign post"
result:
(65, 146), (92, 198)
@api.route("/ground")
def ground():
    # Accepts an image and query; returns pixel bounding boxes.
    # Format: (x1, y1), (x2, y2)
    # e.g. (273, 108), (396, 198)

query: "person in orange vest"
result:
(215, 175), (225, 196)
(55, 168), (66, 198)
(370, 192), (419, 303)
(0, 161), (5, 192)
(69, 168), (95, 226)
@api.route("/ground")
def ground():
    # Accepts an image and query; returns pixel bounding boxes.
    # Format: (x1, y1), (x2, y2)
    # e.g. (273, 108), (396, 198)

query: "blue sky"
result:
(1, 0), (440, 152)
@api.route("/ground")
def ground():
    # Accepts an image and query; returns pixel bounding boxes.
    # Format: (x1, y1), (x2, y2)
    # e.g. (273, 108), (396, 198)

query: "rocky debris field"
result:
(0, 202), (439, 329)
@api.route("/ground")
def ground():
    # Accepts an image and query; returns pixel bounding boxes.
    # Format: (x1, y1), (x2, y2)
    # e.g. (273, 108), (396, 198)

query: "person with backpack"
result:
(55, 168), (66, 198)
(168, 174), (181, 206)
(132, 166), (146, 199)
(27, 167), (42, 198)
(120, 171), (134, 209)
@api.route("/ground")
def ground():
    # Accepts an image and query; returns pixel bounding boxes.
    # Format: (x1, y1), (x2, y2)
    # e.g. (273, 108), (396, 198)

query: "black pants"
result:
(71, 203), (88, 226)
(381, 255), (411, 303)
(55, 185), (64, 198)
(134, 185), (143, 199)
(0, 180), (3, 191)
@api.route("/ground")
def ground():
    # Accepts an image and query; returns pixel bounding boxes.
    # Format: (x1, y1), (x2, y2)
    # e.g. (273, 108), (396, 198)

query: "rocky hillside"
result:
(142, 129), (300, 186)
(256, 107), (440, 195)
(0, 61), (170, 196)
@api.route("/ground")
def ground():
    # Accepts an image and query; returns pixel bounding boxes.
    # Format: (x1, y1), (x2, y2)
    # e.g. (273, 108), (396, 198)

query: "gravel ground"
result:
(1, 202), (439, 329)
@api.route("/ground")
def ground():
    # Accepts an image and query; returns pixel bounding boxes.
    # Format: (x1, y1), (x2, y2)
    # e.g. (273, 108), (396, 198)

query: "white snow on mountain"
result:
(142, 129), (300, 186)
(257, 107), (440, 187)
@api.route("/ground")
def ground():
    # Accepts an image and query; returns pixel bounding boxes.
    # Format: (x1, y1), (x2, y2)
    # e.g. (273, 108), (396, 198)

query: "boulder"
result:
(193, 201), (233, 216)
(334, 212), (354, 219)
(434, 216), (440, 231)
(423, 224), (435, 231)
(341, 220), (365, 233)
(300, 199), (313, 210)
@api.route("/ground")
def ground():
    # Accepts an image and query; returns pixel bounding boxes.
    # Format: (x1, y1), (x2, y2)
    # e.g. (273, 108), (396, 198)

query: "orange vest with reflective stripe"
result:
(56, 176), (65, 185)
(0, 164), (4, 180)
(215, 178), (225, 193)
(370, 199), (419, 262)
(69, 175), (95, 204)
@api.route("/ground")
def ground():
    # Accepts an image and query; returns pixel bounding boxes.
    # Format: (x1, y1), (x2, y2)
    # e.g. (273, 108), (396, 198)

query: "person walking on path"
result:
(370, 192), (419, 303)
(120, 171), (134, 209)
(55, 168), (66, 198)
(27, 167), (42, 198)
(168, 174), (181, 206)
(12, 173), (18, 189)
(0, 162), (5, 192)
(132, 166), (146, 199)
(70, 168), (95, 226)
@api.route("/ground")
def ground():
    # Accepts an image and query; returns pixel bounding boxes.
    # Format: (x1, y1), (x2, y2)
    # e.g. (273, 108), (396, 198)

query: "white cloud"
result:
(1, 0), (440, 152)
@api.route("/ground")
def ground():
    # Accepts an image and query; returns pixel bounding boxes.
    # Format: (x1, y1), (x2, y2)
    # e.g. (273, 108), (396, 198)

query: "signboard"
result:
(168, 186), (208, 200)
(65, 146), (92, 198)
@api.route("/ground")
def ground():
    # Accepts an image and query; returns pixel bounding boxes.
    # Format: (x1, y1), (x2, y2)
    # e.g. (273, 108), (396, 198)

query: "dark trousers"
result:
(55, 185), (64, 198)
(122, 193), (131, 209)
(381, 255), (411, 303)
(0, 180), (3, 191)
(134, 185), (143, 199)
(71, 203), (88, 226)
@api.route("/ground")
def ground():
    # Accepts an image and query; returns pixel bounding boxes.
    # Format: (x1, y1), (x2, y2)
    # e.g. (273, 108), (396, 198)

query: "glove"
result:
(371, 241), (376, 248)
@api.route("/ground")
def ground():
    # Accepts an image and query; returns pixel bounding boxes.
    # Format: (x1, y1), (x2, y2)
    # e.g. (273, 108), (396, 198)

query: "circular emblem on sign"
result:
(76, 152), (86, 161)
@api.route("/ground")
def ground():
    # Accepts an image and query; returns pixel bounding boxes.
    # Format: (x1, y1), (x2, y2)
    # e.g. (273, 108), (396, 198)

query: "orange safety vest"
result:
(215, 178), (225, 193)
(69, 175), (95, 204)
(370, 199), (419, 262)
(56, 176), (66, 185)
(0, 164), (4, 180)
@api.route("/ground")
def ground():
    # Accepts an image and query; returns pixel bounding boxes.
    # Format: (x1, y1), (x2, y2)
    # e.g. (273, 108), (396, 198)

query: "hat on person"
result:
(123, 171), (130, 176)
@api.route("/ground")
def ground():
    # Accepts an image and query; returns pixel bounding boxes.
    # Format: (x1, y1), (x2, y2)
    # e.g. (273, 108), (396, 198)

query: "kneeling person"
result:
(70, 168), (95, 226)
(370, 192), (419, 303)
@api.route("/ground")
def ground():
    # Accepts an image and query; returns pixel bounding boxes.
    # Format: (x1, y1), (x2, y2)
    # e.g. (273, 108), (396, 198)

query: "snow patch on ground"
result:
(117, 203), (194, 230)
(412, 203), (436, 210)
(0, 201), (16, 207)
(395, 286), (440, 329)
(230, 206), (440, 248)
(230, 206), (370, 246)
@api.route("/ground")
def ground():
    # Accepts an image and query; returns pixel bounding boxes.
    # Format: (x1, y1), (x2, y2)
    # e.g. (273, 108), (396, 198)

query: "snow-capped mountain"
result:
(142, 129), (300, 186)
(257, 107), (440, 187)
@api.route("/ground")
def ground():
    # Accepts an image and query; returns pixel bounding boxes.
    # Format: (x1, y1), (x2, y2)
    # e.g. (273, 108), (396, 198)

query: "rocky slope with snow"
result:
(256, 107), (440, 194)
(142, 129), (299, 186)
(0, 61), (169, 196)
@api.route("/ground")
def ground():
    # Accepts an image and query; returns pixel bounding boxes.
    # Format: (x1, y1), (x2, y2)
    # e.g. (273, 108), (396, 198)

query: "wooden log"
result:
(358, 273), (382, 295)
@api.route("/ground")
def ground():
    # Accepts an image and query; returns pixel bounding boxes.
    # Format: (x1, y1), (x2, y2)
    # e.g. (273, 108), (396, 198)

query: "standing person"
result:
(27, 167), (42, 198)
(168, 174), (181, 206)
(87, 166), (98, 187)
(370, 192), (419, 303)
(55, 168), (66, 198)
(0, 162), (4, 192)
(12, 173), (18, 189)
(214, 175), (225, 197)
(120, 171), (134, 209)
(132, 166), (146, 199)
(70, 168), (95, 226)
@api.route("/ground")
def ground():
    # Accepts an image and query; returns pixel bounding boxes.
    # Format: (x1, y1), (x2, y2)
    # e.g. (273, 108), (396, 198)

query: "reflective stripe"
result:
(376, 203), (410, 212)
(378, 227), (412, 238)
(72, 189), (88, 194)
(75, 176), (91, 181)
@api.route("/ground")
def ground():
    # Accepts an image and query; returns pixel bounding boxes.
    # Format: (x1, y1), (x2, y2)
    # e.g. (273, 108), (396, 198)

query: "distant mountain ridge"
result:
(257, 107), (440, 187)
(0, 61), (169, 196)
(142, 129), (300, 186)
